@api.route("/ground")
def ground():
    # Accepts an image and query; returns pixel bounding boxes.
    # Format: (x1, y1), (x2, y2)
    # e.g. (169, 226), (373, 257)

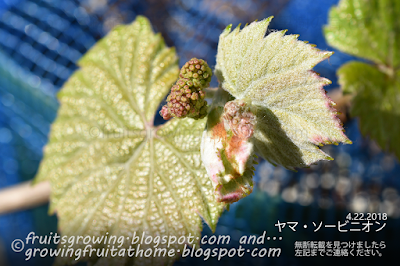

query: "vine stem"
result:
(205, 87), (218, 99)
(0, 181), (51, 214)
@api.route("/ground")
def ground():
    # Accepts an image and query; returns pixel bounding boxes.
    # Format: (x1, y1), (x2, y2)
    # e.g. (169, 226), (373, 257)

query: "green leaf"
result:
(325, 0), (400, 158)
(325, 0), (400, 67)
(338, 62), (400, 158)
(215, 17), (351, 170)
(34, 16), (224, 266)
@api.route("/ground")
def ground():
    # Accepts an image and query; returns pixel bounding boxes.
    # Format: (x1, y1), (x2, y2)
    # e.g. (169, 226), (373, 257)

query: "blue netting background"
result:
(0, 0), (399, 265)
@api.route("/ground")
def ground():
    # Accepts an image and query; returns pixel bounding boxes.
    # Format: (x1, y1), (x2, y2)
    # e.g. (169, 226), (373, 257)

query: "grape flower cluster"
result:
(222, 100), (256, 139)
(160, 58), (212, 120)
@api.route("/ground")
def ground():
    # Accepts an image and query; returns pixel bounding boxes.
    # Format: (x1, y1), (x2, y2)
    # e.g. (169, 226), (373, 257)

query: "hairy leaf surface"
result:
(34, 16), (224, 266)
(215, 17), (351, 170)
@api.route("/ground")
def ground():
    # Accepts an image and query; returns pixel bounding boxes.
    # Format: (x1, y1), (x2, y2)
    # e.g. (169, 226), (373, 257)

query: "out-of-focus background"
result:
(0, 0), (399, 265)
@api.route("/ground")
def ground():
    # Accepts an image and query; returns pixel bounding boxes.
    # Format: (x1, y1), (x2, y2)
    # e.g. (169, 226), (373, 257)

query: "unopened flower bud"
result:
(179, 58), (212, 90)
(223, 100), (256, 139)
(160, 105), (172, 120)
(160, 58), (212, 120)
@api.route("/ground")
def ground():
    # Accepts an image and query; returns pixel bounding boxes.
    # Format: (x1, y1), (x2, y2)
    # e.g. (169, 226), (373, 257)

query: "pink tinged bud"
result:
(199, 90), (205, 99)
(160, 105), (172, 120)
(178, 79), (185, 86)
(237, 123), (254, 139)
(223, 100), (256, 139)
(225, 100), (240, 114)
(165, 58), (212, 120)
(191, 93), (198, 100)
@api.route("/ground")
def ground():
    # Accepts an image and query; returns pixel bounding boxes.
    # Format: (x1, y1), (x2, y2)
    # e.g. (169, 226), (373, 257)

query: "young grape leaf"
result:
(325, 0), (400, 67)
(338, 62), (400, 158)
(325, 0), (400, 158)
(201, 90), (255, 203)
(214, 17), (351, 170)
(34, 16), (224, 266)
